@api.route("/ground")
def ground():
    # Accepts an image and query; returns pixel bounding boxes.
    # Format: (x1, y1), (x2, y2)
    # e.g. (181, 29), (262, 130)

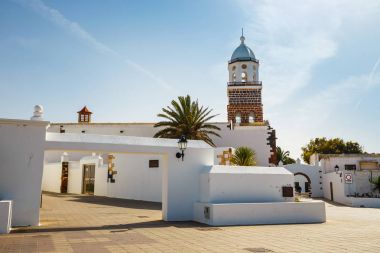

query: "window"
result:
(149, 160), (159, 168)
(241, 72), (247, 82)
(248, 113), (255, 123)
(80, 114), (84, 121)
(84, 115), (89, 122)
(344, 164), (356, 170)
(359, 161), (379, 170)
(235, 113), (241, 124)
(241, 64), (247, 69)
(232, 73), (236, 82)
(232, 66), (236, 71)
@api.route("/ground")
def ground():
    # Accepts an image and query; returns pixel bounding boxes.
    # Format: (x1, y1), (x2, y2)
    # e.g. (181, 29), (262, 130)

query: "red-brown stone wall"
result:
(227, 87), (263, 123)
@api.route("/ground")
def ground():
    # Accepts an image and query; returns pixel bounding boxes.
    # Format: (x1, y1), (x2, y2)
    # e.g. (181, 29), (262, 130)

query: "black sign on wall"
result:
(282, 186), (294, 197)
(149, 160), (159, 168)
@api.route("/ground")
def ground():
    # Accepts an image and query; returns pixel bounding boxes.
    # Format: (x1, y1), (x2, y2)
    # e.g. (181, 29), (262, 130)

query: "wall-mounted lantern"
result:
(176, 135), (188, 161)
(334, 165), (339, 172)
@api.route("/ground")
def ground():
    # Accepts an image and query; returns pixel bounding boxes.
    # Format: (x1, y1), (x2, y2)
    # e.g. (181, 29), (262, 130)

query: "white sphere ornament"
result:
(30, 104), (44, 121)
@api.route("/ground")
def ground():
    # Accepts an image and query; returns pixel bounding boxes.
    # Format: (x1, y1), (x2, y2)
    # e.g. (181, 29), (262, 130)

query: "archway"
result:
(294, 172), (312, 196)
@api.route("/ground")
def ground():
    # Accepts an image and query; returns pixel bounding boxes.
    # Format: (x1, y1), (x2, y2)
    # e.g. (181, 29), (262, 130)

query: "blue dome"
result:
(230, 36), (256, 62)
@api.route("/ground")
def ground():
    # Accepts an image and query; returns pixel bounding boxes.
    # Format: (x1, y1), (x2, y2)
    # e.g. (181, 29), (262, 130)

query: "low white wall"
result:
(0, 119), (48, 226)
(201, 166), (295, 203)
(42, 163), (62, 193)
(284, 163), (324, 198)
(0, 201), (12, 234)
(194, 201), (326, 226)
(348, 197), (380, 208)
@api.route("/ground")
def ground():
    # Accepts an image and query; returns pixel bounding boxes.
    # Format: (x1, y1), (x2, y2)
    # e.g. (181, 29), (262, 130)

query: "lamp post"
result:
(176, 135), (188, 161)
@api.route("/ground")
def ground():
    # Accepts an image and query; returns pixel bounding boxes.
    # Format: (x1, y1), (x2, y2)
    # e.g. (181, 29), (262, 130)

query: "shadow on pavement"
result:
(12, 220), (208, 234)
(42, 192), (162, 210)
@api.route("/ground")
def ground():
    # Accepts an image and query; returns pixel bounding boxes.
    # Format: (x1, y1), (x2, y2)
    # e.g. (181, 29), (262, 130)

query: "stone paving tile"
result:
(1, 193), (380, 252)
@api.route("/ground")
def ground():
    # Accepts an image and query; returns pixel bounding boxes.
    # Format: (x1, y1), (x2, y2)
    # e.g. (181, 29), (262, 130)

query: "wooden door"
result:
(330, 182), (334, 201)
(60, 162), (69, 193)
(82, 164), (95, 195)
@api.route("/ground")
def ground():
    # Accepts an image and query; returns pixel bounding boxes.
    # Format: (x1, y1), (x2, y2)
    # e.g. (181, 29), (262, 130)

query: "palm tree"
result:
(369, 176), (380, 193)
(154, 95), (221, 146)
(230, 147), (257, 166)
(276, 147), (295, 165)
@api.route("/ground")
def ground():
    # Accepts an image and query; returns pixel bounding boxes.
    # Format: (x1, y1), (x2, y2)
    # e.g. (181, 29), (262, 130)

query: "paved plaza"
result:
(1, 192), (380, 253)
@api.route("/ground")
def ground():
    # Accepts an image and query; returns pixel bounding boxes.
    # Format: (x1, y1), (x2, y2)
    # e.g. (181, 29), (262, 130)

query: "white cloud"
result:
(11, 0), (173, 91)
(239, 0), (380, 107)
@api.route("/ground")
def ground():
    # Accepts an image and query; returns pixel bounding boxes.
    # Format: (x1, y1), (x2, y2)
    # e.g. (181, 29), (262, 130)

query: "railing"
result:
(227, 81), (262, 86)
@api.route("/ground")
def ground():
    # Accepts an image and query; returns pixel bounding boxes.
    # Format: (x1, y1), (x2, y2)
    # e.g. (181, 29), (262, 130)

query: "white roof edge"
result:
(209, 165), (293, 175)
(0, 118), (50, 126)
(46, 132), (212, 149)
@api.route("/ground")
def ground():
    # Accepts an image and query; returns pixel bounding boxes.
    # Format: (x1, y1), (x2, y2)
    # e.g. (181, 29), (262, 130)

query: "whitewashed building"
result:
(282, 154), (380, 207)
(318, 154), (380, 208)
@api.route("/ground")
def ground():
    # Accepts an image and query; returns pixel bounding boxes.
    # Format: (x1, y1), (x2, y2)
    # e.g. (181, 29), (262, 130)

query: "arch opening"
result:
(294, 172), (311, 195)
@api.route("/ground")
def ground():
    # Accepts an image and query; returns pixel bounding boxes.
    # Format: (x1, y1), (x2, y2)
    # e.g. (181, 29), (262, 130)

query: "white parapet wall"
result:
(348, 197), (380, 208)
(194, 165), (326, 226)
(200, 165), (295, 203)
(194, 201), (326, 226)
(0, 118), (49, 227)
(0, 201), (12, 234)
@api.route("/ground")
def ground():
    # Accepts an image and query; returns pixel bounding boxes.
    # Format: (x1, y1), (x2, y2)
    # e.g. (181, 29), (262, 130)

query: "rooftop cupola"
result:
(77, 106), (92, 123)
(230, 29), (257, 64)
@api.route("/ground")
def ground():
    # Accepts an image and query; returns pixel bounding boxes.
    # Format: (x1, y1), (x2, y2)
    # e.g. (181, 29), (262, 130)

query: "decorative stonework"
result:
(217, 148), (233, 165)
(267, 125), (277, 165)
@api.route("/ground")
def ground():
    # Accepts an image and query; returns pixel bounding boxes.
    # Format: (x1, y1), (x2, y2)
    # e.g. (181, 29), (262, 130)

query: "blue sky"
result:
(1, 0), (379, 158)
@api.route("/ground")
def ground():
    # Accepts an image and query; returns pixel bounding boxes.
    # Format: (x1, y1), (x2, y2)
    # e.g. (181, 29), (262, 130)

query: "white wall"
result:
(42, 163), (62, 193)
(212, 124), (272, 166)
(0, 119), (48, 226)
(104, 153), (163, 202)
(48, 122), (273, 166)
(163, 147), (214, 221)
(67, 161), (82, 194)
(284, 163), (324, 198)
(322, 172), (349, 205)
(194, 201), (326, 226)
(43, 152), (164, 202)
(201, 166), (294, 203)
